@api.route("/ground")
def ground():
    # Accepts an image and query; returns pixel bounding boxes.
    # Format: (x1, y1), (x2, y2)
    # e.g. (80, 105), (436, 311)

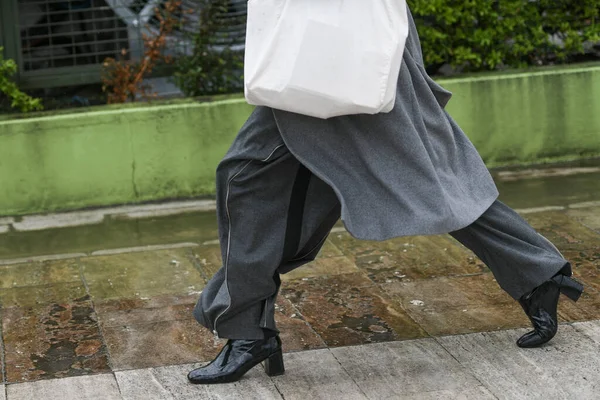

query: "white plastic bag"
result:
(244, 0), (409, 119)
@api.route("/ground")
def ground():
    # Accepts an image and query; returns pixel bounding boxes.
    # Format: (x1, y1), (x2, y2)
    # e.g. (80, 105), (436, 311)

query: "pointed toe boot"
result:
(517, 272), (583, 348)
(187, 336), (284, 385)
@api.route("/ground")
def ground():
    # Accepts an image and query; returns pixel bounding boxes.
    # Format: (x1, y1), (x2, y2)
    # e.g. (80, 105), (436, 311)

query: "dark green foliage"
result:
(173, 0), (245, 96)
(409, 0), (600, 73)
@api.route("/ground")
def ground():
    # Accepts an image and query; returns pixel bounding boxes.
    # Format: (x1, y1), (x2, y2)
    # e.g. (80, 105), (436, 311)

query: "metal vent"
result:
(18, 0), (130, 71)
(10, 0), (248, 88)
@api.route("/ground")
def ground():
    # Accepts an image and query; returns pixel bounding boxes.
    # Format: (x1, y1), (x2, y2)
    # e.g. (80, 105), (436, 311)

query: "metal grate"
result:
(11, 0), (247, 87)
(18, 0), (130, 71)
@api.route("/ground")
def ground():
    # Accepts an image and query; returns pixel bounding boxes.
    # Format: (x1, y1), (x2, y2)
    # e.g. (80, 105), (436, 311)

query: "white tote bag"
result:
(244, 0), (409, 119)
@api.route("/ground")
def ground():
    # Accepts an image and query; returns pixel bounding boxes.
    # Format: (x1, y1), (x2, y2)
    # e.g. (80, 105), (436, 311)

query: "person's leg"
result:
(449, 200), (568, 299)
(194, 110), (340, 340)
(189, 107), (340, 384)
(450, 200), (583, 347)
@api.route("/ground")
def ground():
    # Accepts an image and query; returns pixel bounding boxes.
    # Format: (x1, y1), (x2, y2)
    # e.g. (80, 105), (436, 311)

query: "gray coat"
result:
(270, 9), (499, 241)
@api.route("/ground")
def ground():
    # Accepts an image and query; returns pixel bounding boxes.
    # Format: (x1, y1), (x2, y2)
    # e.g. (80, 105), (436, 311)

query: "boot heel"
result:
(555, 275), (584, 302)
(264, 350), (285, 377)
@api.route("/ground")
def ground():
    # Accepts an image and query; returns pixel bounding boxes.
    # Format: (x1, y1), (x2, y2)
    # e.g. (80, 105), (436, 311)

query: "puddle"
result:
(495, 165), (600, 209)
(0, 212), (218, 261)
(1, 159), (599, 262)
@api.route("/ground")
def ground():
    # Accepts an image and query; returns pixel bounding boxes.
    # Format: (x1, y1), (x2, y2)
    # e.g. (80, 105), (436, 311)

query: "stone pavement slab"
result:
(328, 233), (485, 284)
(151, 363), (282, 399)
(0, 260), (81, 289)
(0, 259), (86, 308)
(281, 255), (360, 281)
(273, 295), (326, 352)
(330, 339), (487, 399)
(80, 249), (204, 301)
(523, 211), (600, 251)
(438, 325), (600, 400)
(6, 374), (121, 400)
(0, 282), (87, 309)
(566, 206), (600, 233)
(563, 249), (600, 291)
(0, 386), (4, 400)
(573, 320), (600, 343)
(271, 349), (367, 400)
(4, 323), (600, 399)
(94, 294), (198, 328)
(281, 272), (427, 347)
(382, 275), (529, 336)
(396, 386), (497, 399)
(557, 284), (600, 322)
(98, 293), (324, 371)
(2, 299), (110, 383)
(115, 369), (173, 400)
(103, 318), (219, 371)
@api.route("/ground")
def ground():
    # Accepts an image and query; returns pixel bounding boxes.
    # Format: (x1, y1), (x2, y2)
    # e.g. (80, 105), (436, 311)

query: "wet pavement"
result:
(0, 160), (599, 398)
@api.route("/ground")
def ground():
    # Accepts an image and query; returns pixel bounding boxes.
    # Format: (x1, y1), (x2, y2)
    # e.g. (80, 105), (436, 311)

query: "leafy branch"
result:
(101, 0), (183, 103)
(0, 47), (43, 112)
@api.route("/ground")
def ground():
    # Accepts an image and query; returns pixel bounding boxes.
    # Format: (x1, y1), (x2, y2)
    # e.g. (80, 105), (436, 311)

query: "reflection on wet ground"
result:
(0, 161), (599, 383)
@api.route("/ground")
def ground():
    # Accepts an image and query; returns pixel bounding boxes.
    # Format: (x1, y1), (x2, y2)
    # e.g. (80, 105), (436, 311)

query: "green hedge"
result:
(172, 1), (600, 96)
(410, 0), (600, 73)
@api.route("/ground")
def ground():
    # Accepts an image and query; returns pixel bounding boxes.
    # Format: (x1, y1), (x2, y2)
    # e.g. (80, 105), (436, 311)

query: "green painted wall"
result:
(442, 64), (600, 166)
(0, 99), (254, 216)
(1, 64), (599, 216)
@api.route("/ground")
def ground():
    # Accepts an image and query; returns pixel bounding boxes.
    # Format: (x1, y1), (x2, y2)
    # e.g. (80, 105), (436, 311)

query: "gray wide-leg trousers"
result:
(193, 118), (569, 340)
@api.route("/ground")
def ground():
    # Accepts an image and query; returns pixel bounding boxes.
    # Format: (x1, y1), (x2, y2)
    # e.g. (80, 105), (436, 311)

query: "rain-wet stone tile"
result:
(2, 300), (110, 383)
(330, 339), (485, 399)
(383, 276), (529, 336)
(81, 249), (204, 301)
(281, 256), (360, 282)
(151, 363), (282, 400)
(438, 325), (600, 400)
(103, 318), (221, 370)
(329, 232), (486, 284)
(191, 241), (345, 285)
(315, 239), (344, 259)
(0, 260), (81, 289)
(6, 374), (121, 400)
(566, 206), (600, 233)
(563, 248), (600, 290)
(271, 349), (367, 400)
(523, 211), (600, 251)
(274, 295), (326, 352)
(281, 273), (426, 347)
(0, 281), (87, 310)
(555, 249), (600, 321)
(94, 293), (198, 328)
(188, 245), (222, 283)
(557, 284), (600, 322)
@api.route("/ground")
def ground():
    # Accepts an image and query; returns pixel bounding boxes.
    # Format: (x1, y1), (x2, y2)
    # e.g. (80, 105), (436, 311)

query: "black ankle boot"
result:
(187, 336), (284, 384)
(517, 271), (584, 348)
